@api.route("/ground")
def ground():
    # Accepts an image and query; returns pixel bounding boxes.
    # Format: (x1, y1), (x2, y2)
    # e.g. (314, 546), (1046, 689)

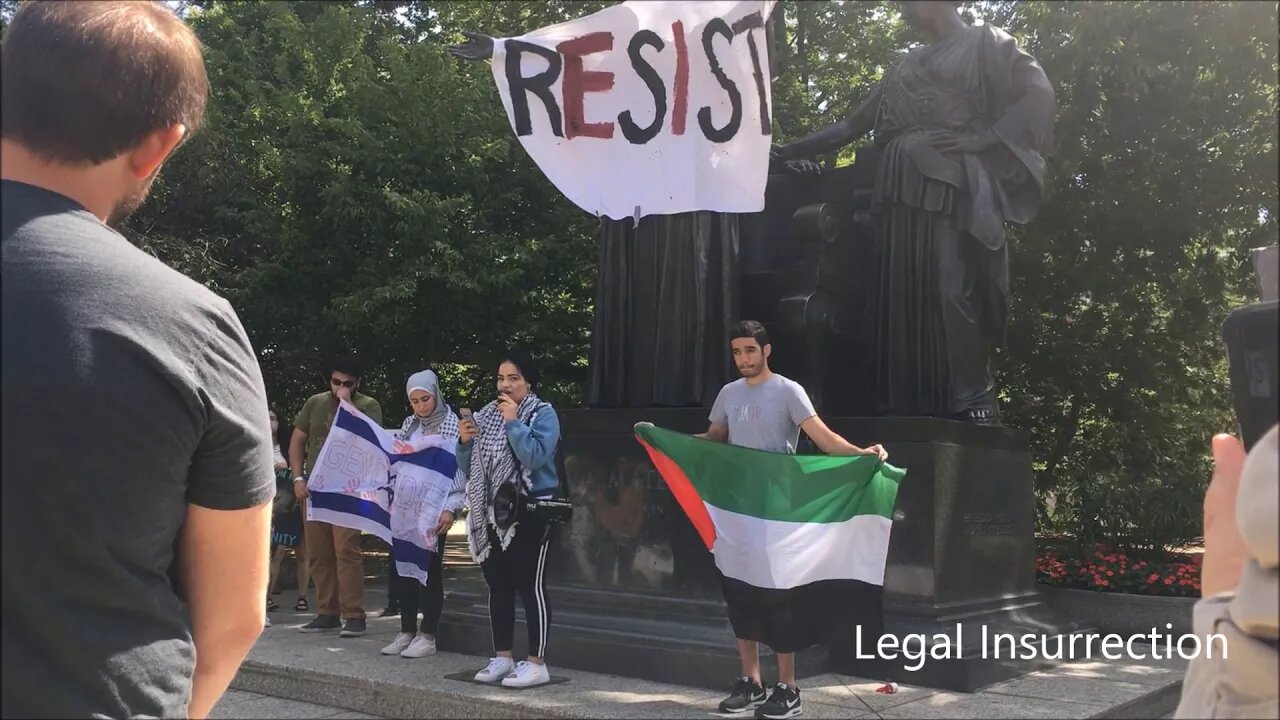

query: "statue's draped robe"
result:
(585, 10), (779, 409)
(589, 213), (738, 407)
(857, 25), (1055, 418)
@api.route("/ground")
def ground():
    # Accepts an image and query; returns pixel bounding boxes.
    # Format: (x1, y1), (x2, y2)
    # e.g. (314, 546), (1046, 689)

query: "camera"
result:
(1222, 246), (1278, 450)
(526, 497), (574, 524)
(493, 481), (573, 531)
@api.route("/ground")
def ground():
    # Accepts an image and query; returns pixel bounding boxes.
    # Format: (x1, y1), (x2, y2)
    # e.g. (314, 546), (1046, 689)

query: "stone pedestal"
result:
(821, 417), (1092, 690)
(438, 409), (1089, 692)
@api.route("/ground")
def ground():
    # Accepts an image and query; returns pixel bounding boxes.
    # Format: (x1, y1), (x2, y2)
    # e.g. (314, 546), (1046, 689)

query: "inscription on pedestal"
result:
(962, 511), (1014, 536)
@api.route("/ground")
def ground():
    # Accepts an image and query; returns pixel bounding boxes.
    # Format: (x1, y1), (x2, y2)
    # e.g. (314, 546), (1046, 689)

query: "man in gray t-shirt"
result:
(699, 320), (887, 719)
(708, 374), (818, 454)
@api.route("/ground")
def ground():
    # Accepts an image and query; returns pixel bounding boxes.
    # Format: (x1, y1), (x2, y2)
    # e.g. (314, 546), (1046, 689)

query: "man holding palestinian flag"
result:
(635, 320), (900, 719)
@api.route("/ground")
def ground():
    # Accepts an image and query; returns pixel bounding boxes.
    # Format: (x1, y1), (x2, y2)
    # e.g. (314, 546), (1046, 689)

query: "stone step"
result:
(239, 601), (1189, 720)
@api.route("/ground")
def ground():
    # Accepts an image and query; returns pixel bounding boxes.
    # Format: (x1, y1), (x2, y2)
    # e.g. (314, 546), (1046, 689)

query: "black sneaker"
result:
(718, 676), (767, 714)
(755, 683), (802, 719)
(377, 605), (400, 618)
(298, 615), (341, 633)
(338, 617), (366, 637)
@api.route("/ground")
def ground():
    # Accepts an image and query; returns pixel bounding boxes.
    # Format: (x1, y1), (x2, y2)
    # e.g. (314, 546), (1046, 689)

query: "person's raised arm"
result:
(696, 422), (729, 443)
(800, 416), (887, 459)
(698, 389), (731, 443)
(504, 406), (560, 472)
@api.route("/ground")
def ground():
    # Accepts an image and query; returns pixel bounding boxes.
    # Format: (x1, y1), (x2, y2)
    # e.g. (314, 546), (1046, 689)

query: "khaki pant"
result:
(304, 518), (365, 619)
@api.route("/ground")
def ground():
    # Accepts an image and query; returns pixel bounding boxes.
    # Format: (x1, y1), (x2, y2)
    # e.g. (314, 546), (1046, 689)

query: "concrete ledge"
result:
(1040, 587), (1194, 637)
(233, 610), (1190, 720)
(232, 661), (566, 719)
(1089, 681), (1182, 720)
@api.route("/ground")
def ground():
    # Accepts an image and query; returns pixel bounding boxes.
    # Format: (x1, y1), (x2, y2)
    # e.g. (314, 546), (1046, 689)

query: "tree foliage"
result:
(132, 0), (609, 415)
(985, 0), (1277, 551)
(33, 0), (1278, 550)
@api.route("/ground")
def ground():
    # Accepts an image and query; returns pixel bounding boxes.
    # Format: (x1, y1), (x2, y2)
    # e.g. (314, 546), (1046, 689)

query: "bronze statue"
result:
(774, 1), (1055, 423)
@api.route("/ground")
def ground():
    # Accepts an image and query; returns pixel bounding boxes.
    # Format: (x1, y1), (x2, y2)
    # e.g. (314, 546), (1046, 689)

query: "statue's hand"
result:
(780, 158), (822, 176)
(769, 143), (791, 161)
(932, 129), (1000, 155)
(447, 30), (494, 61)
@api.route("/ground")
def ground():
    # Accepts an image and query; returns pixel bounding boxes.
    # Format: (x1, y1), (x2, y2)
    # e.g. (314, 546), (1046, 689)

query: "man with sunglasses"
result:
(289, 353), (383, 636)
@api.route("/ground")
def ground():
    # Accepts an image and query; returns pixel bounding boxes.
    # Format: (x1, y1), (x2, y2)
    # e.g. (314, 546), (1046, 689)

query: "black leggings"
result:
(392, 535), (446, 635)
(480, 513), (551, 657)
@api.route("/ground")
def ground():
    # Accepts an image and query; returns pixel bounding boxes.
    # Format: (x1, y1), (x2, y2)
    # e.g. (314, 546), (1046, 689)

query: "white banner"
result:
(491, 0), (775, 220)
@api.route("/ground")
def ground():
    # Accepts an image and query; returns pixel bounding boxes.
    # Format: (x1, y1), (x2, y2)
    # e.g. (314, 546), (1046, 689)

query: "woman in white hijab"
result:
(379, 369), (466, 659)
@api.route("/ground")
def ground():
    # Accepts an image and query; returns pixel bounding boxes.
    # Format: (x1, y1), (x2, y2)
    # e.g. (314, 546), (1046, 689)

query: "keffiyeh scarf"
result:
(465, 392), (549, 563)
(397, 408), (460, 445)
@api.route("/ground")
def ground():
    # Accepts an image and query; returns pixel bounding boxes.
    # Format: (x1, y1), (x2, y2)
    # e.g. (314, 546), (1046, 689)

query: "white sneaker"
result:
(399, 634), (436, 658)
(380, 632), (414, 656)
(264, 616), (272, 628)
(474, 656), (515, 684)
(501, 660), (551, 688)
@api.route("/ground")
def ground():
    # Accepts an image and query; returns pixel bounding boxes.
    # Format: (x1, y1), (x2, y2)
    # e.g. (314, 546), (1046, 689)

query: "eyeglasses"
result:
(330, 378), (356, 388)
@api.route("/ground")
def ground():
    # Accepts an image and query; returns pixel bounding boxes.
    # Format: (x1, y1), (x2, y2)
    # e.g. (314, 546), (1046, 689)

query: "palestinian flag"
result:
(634, 422), (903, 653)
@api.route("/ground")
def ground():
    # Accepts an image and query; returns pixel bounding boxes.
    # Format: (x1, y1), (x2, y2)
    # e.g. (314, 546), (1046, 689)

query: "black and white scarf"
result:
(396, 406), (460, 444)
(465, 392), (549, 564)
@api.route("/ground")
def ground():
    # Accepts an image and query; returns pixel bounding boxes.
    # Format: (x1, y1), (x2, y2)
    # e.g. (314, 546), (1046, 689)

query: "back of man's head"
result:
(1, 0), (208, 165)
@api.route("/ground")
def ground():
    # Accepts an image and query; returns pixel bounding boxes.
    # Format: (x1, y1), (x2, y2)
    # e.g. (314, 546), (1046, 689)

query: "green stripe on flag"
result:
(634, 423), (903, 524)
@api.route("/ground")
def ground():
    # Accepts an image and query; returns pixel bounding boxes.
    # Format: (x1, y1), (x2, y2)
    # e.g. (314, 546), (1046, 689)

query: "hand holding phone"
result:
(458, 407), (477, 444)
(1223, 299), (1279, 450)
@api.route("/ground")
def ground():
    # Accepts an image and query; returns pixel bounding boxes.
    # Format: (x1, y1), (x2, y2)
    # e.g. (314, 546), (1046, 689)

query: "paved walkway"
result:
(211, 690), (380, 719)
(232, 583), (1188, 720)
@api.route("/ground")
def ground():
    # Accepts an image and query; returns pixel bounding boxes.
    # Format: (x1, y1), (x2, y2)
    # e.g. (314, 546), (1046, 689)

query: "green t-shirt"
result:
(293, 390), (383, 474)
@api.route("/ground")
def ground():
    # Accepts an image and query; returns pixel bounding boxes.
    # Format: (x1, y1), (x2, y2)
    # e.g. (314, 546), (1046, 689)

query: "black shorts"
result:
(721, 574), (817, 654)
(720, 572), (885, 655)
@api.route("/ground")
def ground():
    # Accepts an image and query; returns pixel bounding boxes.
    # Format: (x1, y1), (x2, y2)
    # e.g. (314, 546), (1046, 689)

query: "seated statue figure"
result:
(773, 0), (1055, 423)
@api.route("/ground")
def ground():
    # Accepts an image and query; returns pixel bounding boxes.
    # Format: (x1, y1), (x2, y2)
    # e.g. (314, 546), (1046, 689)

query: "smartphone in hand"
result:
(1223, 299), (1278, 450)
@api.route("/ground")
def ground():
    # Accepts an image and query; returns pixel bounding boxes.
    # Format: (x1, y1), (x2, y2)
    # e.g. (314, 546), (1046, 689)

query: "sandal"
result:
(295, 597), (309, 612)
(267, 598), (279, 612)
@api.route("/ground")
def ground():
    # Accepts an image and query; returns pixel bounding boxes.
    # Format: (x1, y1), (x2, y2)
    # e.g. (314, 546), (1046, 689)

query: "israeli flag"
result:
(306, 400), (457, 585)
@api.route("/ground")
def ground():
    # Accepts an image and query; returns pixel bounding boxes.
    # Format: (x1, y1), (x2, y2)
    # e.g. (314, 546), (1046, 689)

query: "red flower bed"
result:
(1036, 546), (1202, 597)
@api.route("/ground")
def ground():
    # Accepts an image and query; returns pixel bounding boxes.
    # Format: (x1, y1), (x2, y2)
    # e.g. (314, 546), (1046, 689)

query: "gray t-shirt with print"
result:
(708, 374), (818, 454)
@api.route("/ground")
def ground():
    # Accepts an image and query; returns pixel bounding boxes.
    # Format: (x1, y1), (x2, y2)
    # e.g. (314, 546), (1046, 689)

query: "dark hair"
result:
(730, 320), (770, 348)
(328, 353), (363, 380)
(1, 1), (208, 165)
(270, 408), (292, 450)
(497, 349), (540, 387)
